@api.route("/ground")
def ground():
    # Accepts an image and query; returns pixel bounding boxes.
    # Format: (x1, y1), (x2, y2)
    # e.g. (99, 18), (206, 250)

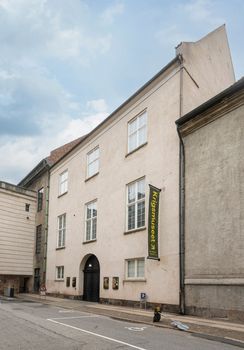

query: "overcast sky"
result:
(0, 0), (243, 184)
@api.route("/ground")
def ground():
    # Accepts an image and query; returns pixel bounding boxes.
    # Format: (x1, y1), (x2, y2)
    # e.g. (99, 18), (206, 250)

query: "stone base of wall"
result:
(0, 275), (20, 296)
(185, 305), (244, 322)
(46, 293), (179, 313)
(46, 292), (83, 300)
(99, 298), (179, 313)
(185, 285), (244, 322)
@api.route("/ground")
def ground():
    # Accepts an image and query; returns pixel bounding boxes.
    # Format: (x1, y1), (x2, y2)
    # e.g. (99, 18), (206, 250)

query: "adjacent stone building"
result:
(45, 26), (235, 311)
(0, 181), (36, 295)
(176, 78), (244, 320)
(18, 137), (83, 292)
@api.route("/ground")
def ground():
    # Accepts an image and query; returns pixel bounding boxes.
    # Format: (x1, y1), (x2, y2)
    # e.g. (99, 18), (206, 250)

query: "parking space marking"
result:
(47, 318), (148, 350)
(50, 315), (101, 320)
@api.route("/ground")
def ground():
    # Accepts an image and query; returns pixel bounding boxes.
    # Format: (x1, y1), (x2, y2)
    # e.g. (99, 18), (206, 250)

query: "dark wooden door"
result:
(83, 255), (100, 302)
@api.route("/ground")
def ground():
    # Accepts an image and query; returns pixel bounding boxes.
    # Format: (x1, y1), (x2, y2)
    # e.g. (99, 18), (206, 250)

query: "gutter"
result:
(178, 54), (185, 315)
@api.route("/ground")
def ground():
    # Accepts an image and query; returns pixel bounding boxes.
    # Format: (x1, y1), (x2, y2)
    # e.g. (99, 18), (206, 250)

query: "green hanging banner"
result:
(148, 184), (161, 260)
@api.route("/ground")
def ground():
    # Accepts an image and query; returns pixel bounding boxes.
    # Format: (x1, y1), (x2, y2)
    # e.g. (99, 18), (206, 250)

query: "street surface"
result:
(0, 299), (239, 350)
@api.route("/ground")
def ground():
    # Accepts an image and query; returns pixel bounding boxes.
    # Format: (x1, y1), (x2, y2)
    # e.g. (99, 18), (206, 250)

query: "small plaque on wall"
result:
(103, 277), (109, 289)
(112, 277), (119, 290)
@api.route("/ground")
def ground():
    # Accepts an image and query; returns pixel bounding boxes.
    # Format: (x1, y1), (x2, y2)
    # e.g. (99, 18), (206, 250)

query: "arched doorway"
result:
(83, 255), (100, 302)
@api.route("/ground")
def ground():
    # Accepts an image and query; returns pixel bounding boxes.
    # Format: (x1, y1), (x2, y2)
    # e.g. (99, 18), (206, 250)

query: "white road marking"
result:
(47, 318), (148, 350)
(51, 315), (101, 320)
(125, 327), (147, 332)
(59, 310), (75, 313)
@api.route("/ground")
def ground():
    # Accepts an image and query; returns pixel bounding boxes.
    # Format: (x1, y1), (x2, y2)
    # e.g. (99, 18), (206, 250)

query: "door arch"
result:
(83, 255), (100, 302)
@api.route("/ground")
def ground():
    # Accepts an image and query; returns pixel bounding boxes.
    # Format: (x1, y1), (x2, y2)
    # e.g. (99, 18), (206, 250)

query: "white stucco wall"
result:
(0, 183), (36, 276)
(46, 26), (235, 307)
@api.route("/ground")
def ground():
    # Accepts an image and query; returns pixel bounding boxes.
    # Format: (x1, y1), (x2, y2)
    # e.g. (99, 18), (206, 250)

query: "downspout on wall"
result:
(43, 171), (50, 286)
(178, 54), (185, 315)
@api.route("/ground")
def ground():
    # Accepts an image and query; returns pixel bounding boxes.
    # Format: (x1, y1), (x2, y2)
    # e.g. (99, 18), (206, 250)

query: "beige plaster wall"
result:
(0, 185), (36, 276)
(47, 69), (181, 305)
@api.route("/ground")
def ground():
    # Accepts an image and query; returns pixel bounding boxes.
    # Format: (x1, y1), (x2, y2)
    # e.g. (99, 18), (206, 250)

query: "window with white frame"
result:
(87, 147), (99, 178)
(127, 178), (145, 231)
(126, 258), (145, 279)
(56, 266), (64, 280)
(85, 201), (97, 241)
(59, 170), (68, 195)
(128, 111), (147, 153)
(57, 214), (66, 248)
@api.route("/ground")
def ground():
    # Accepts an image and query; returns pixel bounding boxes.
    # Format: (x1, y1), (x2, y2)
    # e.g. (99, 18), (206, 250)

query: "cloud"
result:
(180, 0), (224, 26)
(0, 100), (109, 184)
(100, 2), (124, 24)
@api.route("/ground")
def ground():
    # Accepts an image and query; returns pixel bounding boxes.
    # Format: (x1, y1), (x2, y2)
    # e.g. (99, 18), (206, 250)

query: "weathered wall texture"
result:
(177, 25), (235, 115)
(184, 105), (244, 320)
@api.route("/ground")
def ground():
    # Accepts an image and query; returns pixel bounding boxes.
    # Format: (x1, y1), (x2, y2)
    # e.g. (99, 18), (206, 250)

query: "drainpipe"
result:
(178, 54), (185, 315)
(43, 169), (50, 286)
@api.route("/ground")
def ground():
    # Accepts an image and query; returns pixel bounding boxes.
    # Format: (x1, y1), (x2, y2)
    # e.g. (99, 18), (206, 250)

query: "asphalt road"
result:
(0, 299), (239, 350)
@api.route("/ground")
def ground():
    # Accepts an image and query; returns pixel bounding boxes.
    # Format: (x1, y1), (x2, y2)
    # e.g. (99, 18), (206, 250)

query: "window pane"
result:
(128, 119), (137, 135)
(138, 112), (147, 127)
(138, 125), (146, 146)
(58, 217), (62, 229)
(137, 259), (144, 277)
(137, 201), (145, 227)
(128, 183), (136, 203)
(137, 179), (145, 199)
(86, 220), (91, 240)
(128, 260), (135, 277)
(92, 217), (97, 239)
(92, 206), (97, 218)
(128, 133), (137, 152)
(87, 206), (92, 219)
(128, 204), (135, 230)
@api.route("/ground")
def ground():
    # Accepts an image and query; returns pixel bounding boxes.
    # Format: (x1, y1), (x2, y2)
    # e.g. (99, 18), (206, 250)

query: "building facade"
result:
(18, 138), (83, 292)
(46, 26), (235, 310)
(176, 78), (244, 320)
(0, 181), (36, 295)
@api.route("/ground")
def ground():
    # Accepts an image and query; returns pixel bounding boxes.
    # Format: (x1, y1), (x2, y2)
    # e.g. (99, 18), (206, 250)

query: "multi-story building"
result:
(0, 181), (36, 295)
(45, 26), (235, 311)
(18, 137), (83, 292)
(176, 78), (244, 320)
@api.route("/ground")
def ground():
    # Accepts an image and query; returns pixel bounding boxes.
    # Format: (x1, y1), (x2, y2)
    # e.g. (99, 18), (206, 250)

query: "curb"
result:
(15, 295), (244, 347)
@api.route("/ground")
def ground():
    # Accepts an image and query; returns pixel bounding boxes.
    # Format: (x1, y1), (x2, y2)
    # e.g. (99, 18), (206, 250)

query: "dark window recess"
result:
(35, 225), (42, 254)
(37, 188), (44, 212)
(25, 203), (30, 212)
(66, 277), (70, 287)
(72, 277), (76, 288)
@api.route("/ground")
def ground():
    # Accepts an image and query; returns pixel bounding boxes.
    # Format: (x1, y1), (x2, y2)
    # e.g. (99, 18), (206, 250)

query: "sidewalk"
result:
(17, 293), (244, 347)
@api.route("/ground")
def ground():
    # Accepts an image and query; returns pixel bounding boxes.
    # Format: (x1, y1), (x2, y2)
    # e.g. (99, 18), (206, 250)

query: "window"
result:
(66, 277), (70, 287)
(127, 178), (145, 231)
(128, 111), (147, 153)
(59, 170), (68, 195)
(25, 203), (30, 212)
(35, 225), (42, 254)
(126, 258), (145, 279)
(56, 266), (64, 280)
(37, 188), (44, 211)
(85, 201), (97, 241)
(87, 147), (99, 178)
(57, 214), (66, 248)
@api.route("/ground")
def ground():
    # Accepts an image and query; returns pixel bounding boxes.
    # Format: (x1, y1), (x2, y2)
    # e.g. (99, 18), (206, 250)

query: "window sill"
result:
(124, 227), (146, 235)
(123, 278), (147, 282)
(85, 172), (99, 182)
(125, 142), (148, 158)
(56, 246), (65, 251)
(58, 191), (68, 198)
(83, 239), (97, 245)
(55, 279), (64, 282)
